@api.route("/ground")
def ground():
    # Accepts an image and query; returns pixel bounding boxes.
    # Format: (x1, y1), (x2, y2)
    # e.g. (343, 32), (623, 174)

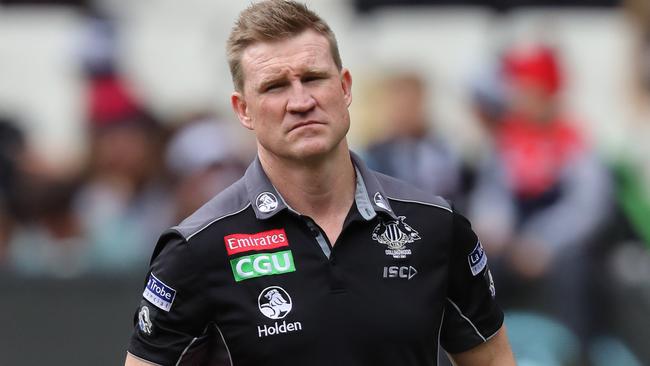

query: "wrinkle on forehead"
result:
(240, 31), (336, 90)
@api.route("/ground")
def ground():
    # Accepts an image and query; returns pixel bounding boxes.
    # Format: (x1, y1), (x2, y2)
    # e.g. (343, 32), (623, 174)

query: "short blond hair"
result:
(226, 0), (342, 92)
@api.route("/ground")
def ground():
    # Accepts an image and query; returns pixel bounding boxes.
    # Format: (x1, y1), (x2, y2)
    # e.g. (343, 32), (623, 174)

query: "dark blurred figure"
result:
(0, 116), (87, 276)
(0, 117), (26, 265)
(73, 73), (173, 273)
(165, 116), (248, 222)
(626, 0), (650, 96)
(469, 61), (508, 139)
(467, 44), (614, 363)
(365, 72), (463, 203)
(7, 169), (85, 277)
(619, 0), (650, 249)
(599, 1), (650, 364)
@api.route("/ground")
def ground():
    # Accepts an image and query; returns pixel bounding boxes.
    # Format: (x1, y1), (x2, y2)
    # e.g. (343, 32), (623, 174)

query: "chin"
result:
(291, 146), (331, 160)
(287, 140), (340, 161)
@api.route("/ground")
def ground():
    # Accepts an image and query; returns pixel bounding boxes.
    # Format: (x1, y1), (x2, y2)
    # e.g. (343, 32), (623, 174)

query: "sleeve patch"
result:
(468, 241), (488, 276)
(143, 273), (176, 312)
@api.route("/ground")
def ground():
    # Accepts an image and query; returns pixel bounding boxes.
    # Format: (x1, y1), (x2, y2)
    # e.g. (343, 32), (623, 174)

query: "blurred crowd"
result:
(1, 1), (650, 365)
(0, 16), (252, 276)
(363, 3), (650, 362)
(0, 91), (249, 276)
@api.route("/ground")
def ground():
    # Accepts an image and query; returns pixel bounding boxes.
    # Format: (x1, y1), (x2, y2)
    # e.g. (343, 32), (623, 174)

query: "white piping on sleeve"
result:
(484, 325), (502, 342)
(386, 197), (452, 213)
(216, 324), (234, 366)
(445, 298), (486, 342)
(436, 307), (445, 366)
(174, 337), (199, 366)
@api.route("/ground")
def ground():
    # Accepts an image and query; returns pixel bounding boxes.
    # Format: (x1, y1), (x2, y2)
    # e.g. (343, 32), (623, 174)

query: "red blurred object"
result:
(87, 75), (141, 127)
(497, 115), (583, 197)
(503, 45), (563, 96)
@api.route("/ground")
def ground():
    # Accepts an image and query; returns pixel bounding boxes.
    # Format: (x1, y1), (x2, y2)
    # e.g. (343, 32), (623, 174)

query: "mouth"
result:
(289, 120), (324, 132)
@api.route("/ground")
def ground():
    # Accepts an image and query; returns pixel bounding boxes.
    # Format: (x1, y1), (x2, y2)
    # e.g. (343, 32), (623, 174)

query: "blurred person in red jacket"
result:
(73, 74), (174, 273)
(467, 44), (613, 345)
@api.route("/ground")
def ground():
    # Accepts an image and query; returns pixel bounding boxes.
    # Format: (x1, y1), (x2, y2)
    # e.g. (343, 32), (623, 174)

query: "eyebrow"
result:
(258, 75), (288, 92)
(302, 70), (330, 79)
(257, 69), (331, 91)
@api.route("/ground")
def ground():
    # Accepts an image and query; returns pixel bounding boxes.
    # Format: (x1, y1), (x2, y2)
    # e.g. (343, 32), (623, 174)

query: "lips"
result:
(289, 120), (323, 132)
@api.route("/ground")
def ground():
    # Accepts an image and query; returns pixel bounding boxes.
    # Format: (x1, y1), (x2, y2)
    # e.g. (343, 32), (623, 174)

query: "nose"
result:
(286, 83), (316, 114)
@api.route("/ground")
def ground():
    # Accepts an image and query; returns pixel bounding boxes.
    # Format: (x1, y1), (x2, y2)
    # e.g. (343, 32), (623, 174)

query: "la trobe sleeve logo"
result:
(142, 273), (177, 312)
(468, 241), (488, 276)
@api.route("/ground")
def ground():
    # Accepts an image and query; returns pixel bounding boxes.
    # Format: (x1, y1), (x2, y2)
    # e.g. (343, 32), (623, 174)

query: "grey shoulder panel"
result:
(171, 177), (251, 241)
(375, 172), (452, 213)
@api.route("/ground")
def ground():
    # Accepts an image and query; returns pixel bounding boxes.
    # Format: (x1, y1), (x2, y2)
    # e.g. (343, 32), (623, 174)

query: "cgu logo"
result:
(230, 250), (296, 282)
(382, 266), (418, 280)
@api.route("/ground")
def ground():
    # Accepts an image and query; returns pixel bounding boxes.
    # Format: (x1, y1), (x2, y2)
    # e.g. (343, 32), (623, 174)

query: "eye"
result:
(265, 84), (281, 92)
(303, 75), (324, 83)
(262, 81), (287, 93)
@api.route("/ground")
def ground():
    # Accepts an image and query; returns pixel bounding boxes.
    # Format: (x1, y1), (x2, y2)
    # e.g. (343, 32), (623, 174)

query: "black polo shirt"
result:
(127, 152), (503, 366)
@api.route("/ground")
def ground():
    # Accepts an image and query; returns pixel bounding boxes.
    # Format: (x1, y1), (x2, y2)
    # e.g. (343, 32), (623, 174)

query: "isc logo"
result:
(382, 266), (417, 280)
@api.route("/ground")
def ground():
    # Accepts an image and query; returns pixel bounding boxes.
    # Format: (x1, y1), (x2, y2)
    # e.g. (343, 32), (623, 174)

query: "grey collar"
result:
(351, 152), (397, 220)
(244, 151), (397, 221)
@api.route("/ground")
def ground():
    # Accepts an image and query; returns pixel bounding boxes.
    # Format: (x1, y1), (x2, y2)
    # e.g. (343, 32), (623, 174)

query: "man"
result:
(125, 1), (515, 365)
(365, 72), (463, 203)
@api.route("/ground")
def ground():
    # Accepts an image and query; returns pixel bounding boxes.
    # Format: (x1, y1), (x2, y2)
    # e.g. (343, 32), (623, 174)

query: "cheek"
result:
(255, 97), (285, 123)
(324, 88), (350, 120)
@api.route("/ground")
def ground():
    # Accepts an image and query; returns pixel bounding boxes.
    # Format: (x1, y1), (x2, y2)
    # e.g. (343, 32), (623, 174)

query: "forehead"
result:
(240, 30), (335, 84)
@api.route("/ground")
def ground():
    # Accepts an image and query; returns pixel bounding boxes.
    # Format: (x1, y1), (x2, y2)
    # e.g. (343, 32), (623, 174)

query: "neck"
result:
(258, 144), (356, 222)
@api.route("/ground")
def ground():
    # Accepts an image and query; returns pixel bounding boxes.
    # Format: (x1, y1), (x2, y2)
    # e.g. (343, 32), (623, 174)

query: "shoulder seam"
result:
(387, 196), (452, 213)
(216, 323), (234, 366)
(185, 202), (252, 241)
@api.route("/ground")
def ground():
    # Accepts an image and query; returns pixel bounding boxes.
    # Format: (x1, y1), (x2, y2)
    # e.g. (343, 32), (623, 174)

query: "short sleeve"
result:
(127, 231), (214, 365)
(440, 211), (504, 354)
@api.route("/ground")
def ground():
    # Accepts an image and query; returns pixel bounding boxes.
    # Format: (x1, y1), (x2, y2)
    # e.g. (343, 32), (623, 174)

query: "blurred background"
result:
(0, 0), (648, 365)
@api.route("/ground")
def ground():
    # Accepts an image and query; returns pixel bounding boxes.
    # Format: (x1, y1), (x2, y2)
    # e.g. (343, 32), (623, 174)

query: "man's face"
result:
(231, 30), (352, 163)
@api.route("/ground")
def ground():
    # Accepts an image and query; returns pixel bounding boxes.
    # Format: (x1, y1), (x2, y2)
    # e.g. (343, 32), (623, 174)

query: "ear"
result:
(340, 68), (353, 107)
(231, 91), (254, 130)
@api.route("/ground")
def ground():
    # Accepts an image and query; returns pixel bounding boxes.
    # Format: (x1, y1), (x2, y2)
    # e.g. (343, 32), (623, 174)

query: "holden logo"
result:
(258, 286), (292, 320)
(256, 286), (302, 338)
(256, 192), (278, 213)
(373, 192), (390, 211)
